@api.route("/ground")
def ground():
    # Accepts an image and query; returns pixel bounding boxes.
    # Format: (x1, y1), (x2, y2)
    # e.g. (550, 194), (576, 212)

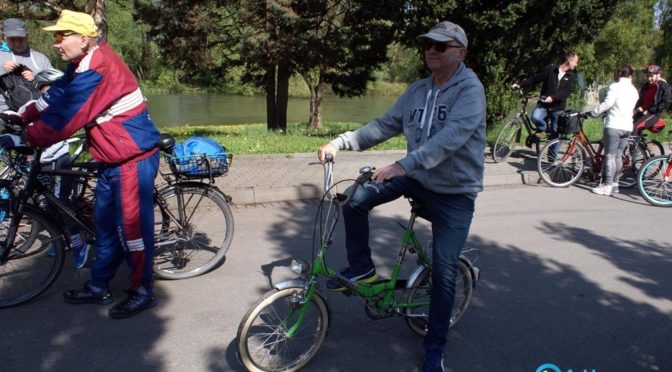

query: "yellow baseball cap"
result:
(43, 10), (99, 37)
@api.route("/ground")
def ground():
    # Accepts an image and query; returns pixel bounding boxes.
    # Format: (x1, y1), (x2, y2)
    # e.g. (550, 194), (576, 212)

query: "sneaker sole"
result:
(328, 274), (380, 292)
(108, 299), (158, 319)
(64, 294), (115, 305)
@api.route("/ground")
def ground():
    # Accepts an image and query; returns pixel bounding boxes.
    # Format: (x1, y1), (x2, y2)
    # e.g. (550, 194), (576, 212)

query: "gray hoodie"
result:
(331, 62), (486, 194)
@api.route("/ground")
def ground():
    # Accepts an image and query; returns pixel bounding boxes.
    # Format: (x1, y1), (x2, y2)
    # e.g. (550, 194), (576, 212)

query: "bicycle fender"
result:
(406, 266), (428, 289)
(157, 182), (232, 204)
(274, 279), (307, 291)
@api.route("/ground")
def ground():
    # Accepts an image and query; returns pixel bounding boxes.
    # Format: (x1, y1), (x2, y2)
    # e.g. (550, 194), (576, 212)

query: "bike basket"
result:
(167, 152), (233, 178)
(557, 110), (581, 134)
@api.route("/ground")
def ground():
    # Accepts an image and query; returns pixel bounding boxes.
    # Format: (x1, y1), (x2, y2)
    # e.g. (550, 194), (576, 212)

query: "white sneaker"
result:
(611, 183), (619, 193)
(592, 184), (613, 196)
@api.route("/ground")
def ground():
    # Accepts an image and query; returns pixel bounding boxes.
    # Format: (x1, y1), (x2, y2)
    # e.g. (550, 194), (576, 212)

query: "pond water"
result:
(145, 94), (399, 127)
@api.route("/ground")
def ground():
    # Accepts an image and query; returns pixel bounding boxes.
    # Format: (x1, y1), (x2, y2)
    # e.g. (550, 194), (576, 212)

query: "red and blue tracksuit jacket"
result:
(20, 41), (160, 292)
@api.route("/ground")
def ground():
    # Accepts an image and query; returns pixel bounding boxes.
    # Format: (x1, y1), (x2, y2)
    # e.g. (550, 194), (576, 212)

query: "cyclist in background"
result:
(5, 10), (160, 319)
(512, 52), (579, 142)
(29, 68), (89, 270)
(633, 64), (672, 133)
(588, 65), (639, 196)
(318, 20), (485, 372)
(0, 18), (52, 111)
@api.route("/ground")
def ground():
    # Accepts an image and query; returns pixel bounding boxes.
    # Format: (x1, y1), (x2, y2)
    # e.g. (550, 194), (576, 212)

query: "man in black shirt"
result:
(513, 52), (579, 141)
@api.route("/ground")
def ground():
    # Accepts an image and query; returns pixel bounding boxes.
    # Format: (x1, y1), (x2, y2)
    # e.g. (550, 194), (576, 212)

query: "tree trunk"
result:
(85, 0), (108, 40)
(309, 81), (324, 129)
(266, 64), (278, 131)
(275, 61), (290, 131)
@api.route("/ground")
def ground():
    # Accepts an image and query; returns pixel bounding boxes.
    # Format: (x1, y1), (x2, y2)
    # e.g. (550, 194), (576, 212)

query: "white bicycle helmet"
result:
(34, 68), (64, 91)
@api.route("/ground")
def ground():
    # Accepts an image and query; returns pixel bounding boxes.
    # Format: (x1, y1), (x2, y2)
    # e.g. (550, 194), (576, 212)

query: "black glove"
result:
(0, 112), (25, 127)
(582, 111), (593, 118)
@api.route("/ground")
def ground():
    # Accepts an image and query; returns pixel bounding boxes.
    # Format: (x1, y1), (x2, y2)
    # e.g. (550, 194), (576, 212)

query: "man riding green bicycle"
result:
(318, 20), (485, 372)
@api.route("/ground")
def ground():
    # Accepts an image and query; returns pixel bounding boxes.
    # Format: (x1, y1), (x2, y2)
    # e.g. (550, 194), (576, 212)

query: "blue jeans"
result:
(341, 176), (476, 351)
(531, 106), (562, 140)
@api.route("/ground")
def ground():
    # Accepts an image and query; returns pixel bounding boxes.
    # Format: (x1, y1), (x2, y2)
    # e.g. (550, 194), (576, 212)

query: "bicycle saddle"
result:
(406, 197), (432, 222)
(157, 133), (176, 153)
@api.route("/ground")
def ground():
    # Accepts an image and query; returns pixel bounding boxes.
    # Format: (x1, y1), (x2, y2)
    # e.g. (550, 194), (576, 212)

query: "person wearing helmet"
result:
(633, 64), (672, 132)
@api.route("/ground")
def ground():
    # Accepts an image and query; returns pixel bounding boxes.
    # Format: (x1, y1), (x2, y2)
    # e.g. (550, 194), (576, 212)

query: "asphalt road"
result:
(1, 184), (671, 372)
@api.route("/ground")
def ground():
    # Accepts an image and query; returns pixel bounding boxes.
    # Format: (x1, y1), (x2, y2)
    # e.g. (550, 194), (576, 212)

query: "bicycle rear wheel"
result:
(637, 155), (672, 207)
(404, 260), (474, 336)
(537, 139), (585, 187)
(646, 139), (665, 157)
(0, 202), (65, 309)
(619, 141), (647, 188)
(237, 287), (330, 371)
(492, 118), (522, 163)
(153, 184), (234, 279)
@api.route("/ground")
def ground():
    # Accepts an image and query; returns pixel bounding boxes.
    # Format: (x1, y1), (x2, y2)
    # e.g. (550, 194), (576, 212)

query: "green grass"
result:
(163, 117), (670, 156)
(161, 122), (407, 155)
(487, 117), (671, 146)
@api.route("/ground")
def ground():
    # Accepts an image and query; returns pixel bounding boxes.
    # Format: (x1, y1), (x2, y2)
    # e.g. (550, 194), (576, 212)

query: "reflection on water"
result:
(145, 94), (398, 127)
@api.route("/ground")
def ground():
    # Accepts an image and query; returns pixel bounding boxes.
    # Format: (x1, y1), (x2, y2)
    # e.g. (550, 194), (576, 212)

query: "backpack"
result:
(0, 65), (41, 111)
(171, 136), (230, 177)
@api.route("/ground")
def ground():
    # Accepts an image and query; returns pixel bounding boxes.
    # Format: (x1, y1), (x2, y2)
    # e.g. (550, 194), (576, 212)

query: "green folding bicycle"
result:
(236, 155), (480, 371)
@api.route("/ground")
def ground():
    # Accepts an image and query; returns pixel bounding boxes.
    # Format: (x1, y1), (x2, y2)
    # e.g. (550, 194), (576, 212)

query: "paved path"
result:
(214, 149), (541, 205)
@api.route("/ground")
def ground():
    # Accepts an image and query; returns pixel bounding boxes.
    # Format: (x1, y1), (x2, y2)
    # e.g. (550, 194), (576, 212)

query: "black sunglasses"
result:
(423, 41), (462, 53)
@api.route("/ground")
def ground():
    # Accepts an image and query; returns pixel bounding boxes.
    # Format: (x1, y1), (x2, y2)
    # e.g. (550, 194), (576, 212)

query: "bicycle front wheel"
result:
(492, 118), (522, 163)
(637, 155), (672, 207)
(404, 260), (474, 336)
(0, 202), (65, 309)
(537, 139), (585, 187)
(154, 184), (234, 279)
(237, 287), (330, 371)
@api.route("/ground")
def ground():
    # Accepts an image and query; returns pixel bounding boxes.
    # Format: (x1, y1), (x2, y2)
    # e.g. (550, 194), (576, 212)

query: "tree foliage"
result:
(656, 0), (672, 74)
(398, 0), (620, 121)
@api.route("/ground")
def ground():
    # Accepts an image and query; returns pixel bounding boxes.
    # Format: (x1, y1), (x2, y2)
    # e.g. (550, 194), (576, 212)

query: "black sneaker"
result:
(63, 285), (114, 305)
(108, 290), (157, 319)
(325, 267), (378, 291)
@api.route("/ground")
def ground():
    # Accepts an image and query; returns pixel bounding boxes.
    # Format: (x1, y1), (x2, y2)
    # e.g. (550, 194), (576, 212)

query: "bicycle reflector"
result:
(291, 259), (310, 275)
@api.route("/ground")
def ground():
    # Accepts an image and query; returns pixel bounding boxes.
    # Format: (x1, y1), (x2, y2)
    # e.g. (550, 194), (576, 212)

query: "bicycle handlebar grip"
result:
(325, 153), (334, 162)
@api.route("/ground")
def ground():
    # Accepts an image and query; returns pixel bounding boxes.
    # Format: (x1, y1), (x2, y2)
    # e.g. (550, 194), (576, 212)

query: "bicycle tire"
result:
(153, 184), (234, 279)
(537, 139), (585, 187)
(645, 139), (665, 157)
(0, 201), (65, 309)
(637, 155), (672, 207)
(492, 118), (522, 163)
(619, 141), (647, 189)
(237, 286), (330, 371)
(404, 260), (474, 336)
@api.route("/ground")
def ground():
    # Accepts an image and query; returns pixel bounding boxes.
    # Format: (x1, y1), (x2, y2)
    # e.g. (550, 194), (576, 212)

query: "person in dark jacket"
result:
(513, 52), (579, 142)
(633, 64), (672, 133)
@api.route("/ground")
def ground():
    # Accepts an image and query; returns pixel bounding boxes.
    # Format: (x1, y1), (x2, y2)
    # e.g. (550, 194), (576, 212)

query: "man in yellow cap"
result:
(17, 10), (161, 319)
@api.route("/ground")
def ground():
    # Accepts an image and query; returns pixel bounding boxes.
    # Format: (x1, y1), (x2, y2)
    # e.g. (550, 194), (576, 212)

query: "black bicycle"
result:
(0, 129), (234, 309)
(492, 89), (552, 162)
